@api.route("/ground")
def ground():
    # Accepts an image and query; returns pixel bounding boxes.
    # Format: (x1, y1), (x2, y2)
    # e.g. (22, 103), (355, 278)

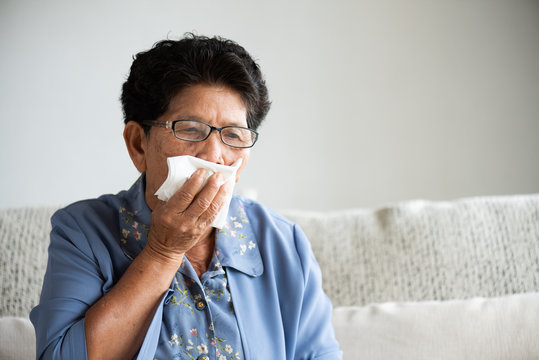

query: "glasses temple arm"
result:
(141, 120), (173, 129)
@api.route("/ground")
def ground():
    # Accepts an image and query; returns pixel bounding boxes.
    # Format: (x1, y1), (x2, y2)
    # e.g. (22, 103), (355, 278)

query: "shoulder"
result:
(52, 191), (125, 229)
(49, 191), (131, 260)
(233, 195), (295, 230)
(233, 195), (314, 273)
(232, 195), (304, 248)
(47, 190), (137, 281)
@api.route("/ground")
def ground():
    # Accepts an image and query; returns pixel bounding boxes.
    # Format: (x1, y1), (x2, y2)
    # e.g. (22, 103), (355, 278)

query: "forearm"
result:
(84, 247), (182, 360)
(84, 169), (227, 360)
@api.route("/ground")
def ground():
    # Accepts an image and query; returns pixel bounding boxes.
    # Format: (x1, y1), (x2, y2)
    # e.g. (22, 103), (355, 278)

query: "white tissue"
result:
(154, 155), (243, 229)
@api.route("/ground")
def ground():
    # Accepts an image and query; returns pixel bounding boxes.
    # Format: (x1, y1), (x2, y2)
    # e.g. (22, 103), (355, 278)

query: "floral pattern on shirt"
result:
(115, 176), (259, 360)
(167, 276), (194, 314)
(217, 205), (256, 256)
(166, 329), (211, 360)
(156, 253), (243, 360)
(117, 176), (151, 260)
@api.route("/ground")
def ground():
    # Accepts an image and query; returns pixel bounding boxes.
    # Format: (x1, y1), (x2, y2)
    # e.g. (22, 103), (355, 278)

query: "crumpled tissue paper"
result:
(154, 155), (243, 229)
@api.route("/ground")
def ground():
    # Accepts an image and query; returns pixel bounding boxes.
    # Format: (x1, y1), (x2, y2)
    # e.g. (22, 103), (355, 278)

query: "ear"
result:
(123, 121), (148, 173)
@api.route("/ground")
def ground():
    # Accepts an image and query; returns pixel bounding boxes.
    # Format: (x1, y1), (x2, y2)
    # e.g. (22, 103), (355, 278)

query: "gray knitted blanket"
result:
(1, 194), (538, 317)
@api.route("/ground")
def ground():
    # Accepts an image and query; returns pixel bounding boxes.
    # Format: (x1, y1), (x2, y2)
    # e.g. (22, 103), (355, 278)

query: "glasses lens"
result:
(221, 127), (257, 148)
(172, 120), (257, 148)
(173, 120), (209, 141)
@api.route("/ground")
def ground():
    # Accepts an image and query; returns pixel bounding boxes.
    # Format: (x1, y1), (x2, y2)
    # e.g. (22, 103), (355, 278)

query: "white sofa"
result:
(1, 194), (538, 359)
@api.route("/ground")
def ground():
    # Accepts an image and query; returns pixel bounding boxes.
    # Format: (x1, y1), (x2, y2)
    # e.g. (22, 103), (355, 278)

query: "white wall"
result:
(1, 0), (538, 211)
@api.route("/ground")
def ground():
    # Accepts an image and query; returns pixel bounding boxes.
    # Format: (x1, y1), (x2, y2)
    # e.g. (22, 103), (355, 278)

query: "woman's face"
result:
(134, 84), (251, 209)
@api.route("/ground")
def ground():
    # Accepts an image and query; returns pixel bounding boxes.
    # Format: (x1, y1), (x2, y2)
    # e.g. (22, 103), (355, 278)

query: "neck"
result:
(186, 229), (216, 278)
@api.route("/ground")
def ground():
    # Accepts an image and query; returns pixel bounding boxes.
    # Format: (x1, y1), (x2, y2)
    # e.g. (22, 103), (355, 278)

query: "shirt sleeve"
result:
(293, 224), (343, 360)
(30, 208), (104, 359)
(30, 207), (172, 360)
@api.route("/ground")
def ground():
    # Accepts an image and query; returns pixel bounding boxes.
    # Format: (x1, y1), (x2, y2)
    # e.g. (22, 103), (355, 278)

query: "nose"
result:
(197, 130), (225, 164)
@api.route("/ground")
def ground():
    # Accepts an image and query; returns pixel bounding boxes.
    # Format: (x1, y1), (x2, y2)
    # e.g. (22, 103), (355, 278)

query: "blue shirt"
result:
(157, 253), (244, 360)
(30, 176), (342, 360)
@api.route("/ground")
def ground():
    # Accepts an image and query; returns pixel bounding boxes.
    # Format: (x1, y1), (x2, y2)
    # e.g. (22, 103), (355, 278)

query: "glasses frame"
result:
(142, 119), (259, 149)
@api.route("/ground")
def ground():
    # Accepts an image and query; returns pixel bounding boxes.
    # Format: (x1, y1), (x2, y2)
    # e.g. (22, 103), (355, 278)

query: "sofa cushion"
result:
(0, 207), (59, 317)
(282, 194), (539, 306)
(332, 292), (539, 360)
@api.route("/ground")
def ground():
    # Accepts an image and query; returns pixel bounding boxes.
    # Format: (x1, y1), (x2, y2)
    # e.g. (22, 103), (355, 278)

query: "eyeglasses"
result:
(142, 119), (259, 149)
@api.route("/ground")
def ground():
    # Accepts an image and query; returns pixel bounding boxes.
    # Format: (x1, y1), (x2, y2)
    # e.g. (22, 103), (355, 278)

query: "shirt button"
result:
(195, 300), (206, 311)
(197, 356), (209, 360)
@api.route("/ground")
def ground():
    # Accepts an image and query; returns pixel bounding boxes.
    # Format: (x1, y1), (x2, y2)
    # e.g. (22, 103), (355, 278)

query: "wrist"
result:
(139, 243), (185, 272)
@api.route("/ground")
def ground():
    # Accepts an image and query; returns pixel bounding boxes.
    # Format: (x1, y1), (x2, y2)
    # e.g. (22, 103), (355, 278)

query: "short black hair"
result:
(121, 34), (271, 131)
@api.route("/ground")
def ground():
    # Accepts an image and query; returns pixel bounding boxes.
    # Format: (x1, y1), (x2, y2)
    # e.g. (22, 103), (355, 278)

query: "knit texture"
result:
(1, 194), (538, 316)
(0, 207), (58, 317)
(282, 194), (539, 307)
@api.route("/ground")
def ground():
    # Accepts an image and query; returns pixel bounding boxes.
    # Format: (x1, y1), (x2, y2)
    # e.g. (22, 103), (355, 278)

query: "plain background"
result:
(1, 0), (538, 211)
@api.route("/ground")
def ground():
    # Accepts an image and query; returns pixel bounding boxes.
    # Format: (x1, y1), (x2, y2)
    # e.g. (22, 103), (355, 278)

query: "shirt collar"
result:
(118, 174), (151, 260)
(215, 196), (264, 277)
(118, 175), (264, 277)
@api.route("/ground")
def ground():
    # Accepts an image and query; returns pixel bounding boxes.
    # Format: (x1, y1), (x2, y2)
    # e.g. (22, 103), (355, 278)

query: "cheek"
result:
(146, 138), (202, 180)
(149, 136), (195, 162)
(144, 138), (177, 190)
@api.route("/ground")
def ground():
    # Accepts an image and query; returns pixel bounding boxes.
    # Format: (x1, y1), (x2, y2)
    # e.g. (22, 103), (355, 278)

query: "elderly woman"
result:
(31, 34), (341, 360)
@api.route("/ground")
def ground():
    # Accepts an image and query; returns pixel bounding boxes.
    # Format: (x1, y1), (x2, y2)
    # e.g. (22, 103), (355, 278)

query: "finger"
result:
(201, 178), (232, 223)
(166, 168), (208, 213)
(184, 172), (225, 218)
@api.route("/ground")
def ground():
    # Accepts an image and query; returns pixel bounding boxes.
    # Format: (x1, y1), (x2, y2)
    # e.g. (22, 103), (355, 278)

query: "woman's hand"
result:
(86, 168), (231, 360)
(144, 168), (230, 265)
